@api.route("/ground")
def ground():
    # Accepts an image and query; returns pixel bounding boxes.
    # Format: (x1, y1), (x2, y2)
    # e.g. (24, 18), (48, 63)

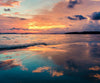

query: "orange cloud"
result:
(30, 0), (100, 32)
(89, 66), (100, 71)
(50, 70), (64, 77)
(14, 12), (20, 15)
(0, 59), (22, 70)
(21, 65), (28, 71)
(1, 0), (100, 33)
(1, 13), (11, 16)
(0, 0), (21, 7)
(93, 74), (100, 79)
(32, 66), (64, 77)
(32, 66), (51, 73)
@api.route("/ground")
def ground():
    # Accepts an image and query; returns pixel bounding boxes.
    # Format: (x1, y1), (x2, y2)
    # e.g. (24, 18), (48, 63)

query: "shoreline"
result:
(1, 31), (100, 34)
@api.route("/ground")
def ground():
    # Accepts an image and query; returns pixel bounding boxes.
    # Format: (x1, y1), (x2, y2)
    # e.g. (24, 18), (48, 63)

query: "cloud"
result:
(1, 0), (100, 33)
(7, 17), (27, 20)
(83, 20), (100, 31)
(14, 12), (19, 15)
(20, 18), (27, 20)
(50, 70), (64, 77)
(0, 15), (30, 31)
(75, 15), (86, 20)
(93, 74), (100, 79)
(67, 0), (82, 8)
(0, 59), (22, 70)
(32, 66), (63, 77)
(91, 12), (100, 20)
(31, 0), (100, 32)
(0, 15), (45, 33)
(44, 28), (68, 33)
(92, 0), (100, 1)
(32, 66), (51, 73)
(89, 66), (100, 71)
(9, 27), (32, 30)
(68, 16), (77, 20)
(68, 15), (86, 20)
(0, 0), (21, 7)
(1, 13), (11, 16)
(9, 27), (23, 30)
(4, 8), (11, 11)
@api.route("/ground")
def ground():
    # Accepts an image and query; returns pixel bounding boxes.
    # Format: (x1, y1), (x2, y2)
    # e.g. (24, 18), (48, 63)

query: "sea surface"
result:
(0, 34), (100, 83)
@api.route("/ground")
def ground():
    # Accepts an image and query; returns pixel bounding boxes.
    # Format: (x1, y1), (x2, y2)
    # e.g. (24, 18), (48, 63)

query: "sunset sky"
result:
(0, 0), (100, 33)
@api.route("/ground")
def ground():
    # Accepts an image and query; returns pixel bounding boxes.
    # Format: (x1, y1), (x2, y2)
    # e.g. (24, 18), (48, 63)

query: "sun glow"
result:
(28, 22), (66, 29)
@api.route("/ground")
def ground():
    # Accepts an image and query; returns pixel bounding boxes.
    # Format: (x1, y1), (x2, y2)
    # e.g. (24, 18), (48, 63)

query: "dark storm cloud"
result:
(67, 15), (86, 20)
(4, 8), (11, 11)
(91, 12), (100, 20)
(68, 0), (82, 8)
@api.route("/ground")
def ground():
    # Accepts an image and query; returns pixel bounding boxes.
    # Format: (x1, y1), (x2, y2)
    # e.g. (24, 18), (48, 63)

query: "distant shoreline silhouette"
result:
(65, 31), (100, 34)
(1, 31), (100, 34)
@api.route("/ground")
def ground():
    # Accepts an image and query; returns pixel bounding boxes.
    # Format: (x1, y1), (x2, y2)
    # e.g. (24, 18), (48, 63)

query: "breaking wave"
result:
(0, 43), (48, 51)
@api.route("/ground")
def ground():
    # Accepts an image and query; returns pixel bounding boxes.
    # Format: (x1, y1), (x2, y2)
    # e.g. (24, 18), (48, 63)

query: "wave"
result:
(0, 43), (48, 51)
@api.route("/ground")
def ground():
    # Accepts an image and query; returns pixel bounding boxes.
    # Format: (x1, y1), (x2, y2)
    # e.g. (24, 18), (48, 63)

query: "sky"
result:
(0, 0), (100, 33)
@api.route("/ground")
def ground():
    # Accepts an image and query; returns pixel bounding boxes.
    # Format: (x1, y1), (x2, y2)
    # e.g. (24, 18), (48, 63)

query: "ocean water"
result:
(0, 34), (100, 83)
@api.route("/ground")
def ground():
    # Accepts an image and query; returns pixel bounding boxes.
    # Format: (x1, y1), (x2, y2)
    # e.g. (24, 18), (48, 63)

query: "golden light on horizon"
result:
(28, 22), (66, 29)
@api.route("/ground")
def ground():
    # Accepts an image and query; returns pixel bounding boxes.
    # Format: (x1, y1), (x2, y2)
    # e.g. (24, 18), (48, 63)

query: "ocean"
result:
(0, 34), (100, 83)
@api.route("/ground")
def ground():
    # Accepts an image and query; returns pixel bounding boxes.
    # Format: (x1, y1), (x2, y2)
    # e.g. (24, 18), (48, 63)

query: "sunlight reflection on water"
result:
(0, 34), (100, 83)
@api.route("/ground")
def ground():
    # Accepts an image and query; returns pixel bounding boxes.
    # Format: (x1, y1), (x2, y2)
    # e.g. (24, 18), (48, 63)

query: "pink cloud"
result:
(0, 0), (21, 7)
(14, 12), (20, 15)
(32, 66), (51, 73)
(1, 13), (11, 16)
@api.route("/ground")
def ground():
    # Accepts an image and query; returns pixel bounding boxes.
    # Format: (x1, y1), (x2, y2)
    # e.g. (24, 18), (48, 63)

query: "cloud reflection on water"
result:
(26, 35), (100, 80)
(0, 34), (100, 81)
(0, 59), (22, 70)
(32, 66), (64, 77)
